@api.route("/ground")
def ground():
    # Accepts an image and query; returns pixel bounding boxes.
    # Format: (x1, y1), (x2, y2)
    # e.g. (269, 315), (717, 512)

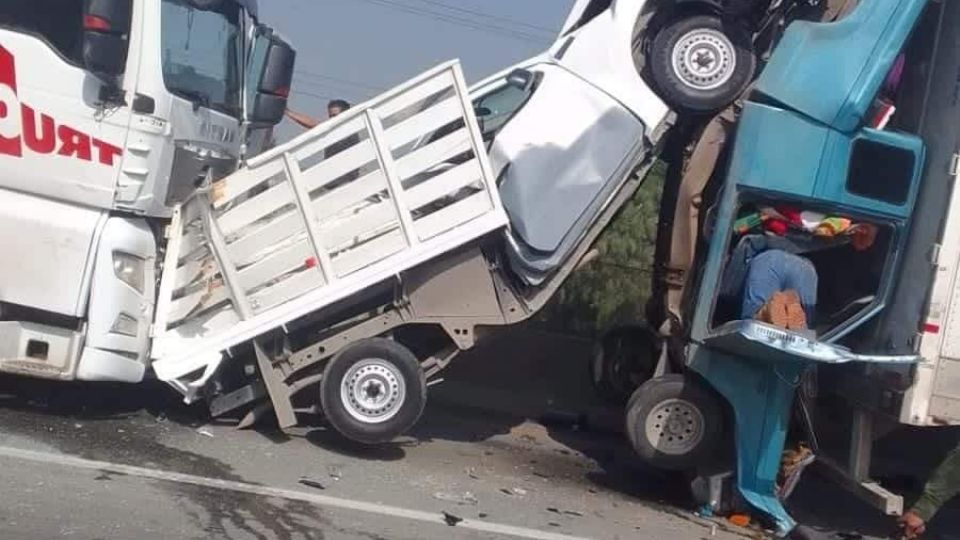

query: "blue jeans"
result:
(741, 250), (818, 321)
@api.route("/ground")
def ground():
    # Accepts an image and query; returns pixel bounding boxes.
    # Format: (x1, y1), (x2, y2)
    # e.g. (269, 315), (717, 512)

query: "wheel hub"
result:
(671, 28), (737, 91)
(341, 359), (406, 424)
(644, 398), (706, 456)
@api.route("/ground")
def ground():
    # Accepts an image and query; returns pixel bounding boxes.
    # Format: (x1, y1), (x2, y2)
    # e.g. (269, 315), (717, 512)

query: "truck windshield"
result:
(161, 0), (242, 117)
(0, 0), (84, 64)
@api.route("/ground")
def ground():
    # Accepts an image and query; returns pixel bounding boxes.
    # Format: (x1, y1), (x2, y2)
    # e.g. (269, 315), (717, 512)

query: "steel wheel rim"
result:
(671, 28), (737, 91)
(644, 398), (706, 455)
(340, 359), (406, 424)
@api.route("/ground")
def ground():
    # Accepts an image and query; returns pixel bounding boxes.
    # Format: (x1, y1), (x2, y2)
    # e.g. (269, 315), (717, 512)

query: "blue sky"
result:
(259, 0), (575, 140)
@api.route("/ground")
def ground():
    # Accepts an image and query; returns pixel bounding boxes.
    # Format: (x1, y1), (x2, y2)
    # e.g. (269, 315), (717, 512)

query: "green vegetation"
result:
(542, 163), (666, 336)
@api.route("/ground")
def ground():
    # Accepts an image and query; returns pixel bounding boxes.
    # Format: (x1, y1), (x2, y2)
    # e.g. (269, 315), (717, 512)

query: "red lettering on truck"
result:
(22, 106), (56, 154)
(0, 45), (122, 166)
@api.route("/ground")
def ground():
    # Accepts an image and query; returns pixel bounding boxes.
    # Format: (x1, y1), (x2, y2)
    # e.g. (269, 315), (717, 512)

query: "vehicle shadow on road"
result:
(0, 375), (203, 424)
(403, 326), (700, 509)
(303, 424), (408, 462)
(544, 417), (695, 508)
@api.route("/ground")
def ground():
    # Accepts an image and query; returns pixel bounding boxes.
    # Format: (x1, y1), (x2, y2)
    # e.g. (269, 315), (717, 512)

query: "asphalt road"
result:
(0, 324), (957, 540)
(0, 376), (737, 540)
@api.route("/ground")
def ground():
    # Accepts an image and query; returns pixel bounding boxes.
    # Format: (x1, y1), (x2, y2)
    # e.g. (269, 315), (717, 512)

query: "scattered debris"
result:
(532, 470), (552, 479)
(465, 467), (479, 480)
(328, 465), (343, 481)
(547, 507), (583, 517)
(500, 487), (528, 497)
(74, 423), (82, 429)
(588, 488), (599, 494)
(298, 478), (326, 491)
(548, 522), (561, 528)
(710, 523), (718, 536)
(433, 491), (478, 506)
(196, 427), (214, 438)
(442, 512), (463, 526)
(728, 514), (751, 528)
(478, 513), (489, 519)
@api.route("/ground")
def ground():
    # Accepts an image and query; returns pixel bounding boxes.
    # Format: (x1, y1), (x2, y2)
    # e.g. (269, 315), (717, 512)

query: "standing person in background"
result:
(285, 99), (359, 180)
(285, 99), (351, 130)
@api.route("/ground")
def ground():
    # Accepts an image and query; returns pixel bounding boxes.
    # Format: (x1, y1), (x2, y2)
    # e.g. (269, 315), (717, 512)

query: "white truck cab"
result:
(0, 0), (294, 383)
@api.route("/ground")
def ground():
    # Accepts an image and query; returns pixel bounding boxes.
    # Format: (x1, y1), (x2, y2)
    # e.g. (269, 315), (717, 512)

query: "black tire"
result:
(649, 15), (756, 112)
(625, 374), (724, 471)
(320, 338), (427, 445)
(590, 325), (661, 404)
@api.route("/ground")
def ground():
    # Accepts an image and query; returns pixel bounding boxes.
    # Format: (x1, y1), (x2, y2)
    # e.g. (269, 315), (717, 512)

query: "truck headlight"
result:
(113, 252), (145, 293)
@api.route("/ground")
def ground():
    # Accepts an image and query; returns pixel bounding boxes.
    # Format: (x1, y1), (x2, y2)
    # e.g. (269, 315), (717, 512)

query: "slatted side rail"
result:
(151, 61), (506, 386)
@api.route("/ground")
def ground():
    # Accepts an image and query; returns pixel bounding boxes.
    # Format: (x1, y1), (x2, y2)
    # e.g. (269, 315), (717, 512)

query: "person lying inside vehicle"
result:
(718, 206), (881, 333)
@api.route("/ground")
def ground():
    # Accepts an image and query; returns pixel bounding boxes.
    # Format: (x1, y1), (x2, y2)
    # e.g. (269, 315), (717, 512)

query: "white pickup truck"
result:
(0, 0), (812, 444)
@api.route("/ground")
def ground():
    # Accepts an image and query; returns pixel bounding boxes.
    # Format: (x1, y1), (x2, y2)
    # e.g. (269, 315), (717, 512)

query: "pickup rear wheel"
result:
(625, 374), (724, 470)
(650, 15), (755, 112)
(320, 338), (427, 445)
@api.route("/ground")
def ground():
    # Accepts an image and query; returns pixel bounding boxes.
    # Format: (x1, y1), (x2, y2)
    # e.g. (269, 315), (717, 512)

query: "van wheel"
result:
(320, 338), (427, 445)
(650, 15), (756, 112)
(626, 374), (723, 470)
(590, 325), (661, 404)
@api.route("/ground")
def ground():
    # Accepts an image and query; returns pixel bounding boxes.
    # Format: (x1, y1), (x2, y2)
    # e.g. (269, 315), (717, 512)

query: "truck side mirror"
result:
(506, 68), (534, 91)
(82, 0), (133, 77)
(249, 33), (296, 127)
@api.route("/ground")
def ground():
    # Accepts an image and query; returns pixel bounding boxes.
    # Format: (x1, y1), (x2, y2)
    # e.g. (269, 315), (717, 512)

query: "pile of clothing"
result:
(734, 205), (878, 250)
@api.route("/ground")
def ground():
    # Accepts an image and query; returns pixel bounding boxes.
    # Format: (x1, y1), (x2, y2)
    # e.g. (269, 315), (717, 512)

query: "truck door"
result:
(474, 62), (647, 284)
(0, 0), (132, 210)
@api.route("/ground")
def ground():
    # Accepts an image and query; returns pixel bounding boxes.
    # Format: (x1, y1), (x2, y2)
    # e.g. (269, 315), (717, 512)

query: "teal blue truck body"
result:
(685, 0), (930, 533)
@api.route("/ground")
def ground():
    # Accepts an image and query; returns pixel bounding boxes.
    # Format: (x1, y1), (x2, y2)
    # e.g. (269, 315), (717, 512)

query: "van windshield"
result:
(161, 0), (242, 117)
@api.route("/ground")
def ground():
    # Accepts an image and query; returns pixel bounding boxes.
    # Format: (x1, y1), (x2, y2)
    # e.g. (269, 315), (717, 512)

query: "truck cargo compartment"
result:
(150, 62), (507, 393)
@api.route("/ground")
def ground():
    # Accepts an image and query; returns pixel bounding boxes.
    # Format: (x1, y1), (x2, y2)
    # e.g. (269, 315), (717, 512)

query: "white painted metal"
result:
(549, 0), (670, 131)
(0, 321), (83, 381)
(79, 216), (156, 383)
(152, 62), (507, 396)
(406, 161), (483, 210)
(904, 149), (960, 426)
(340, 359), (407, 424)
(0, 32), (131, 211)
(644, 398), (706, 456)
(671, 29), (737, 91)
(0, 187), (107, 317)
(559, 0), (597, 36)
